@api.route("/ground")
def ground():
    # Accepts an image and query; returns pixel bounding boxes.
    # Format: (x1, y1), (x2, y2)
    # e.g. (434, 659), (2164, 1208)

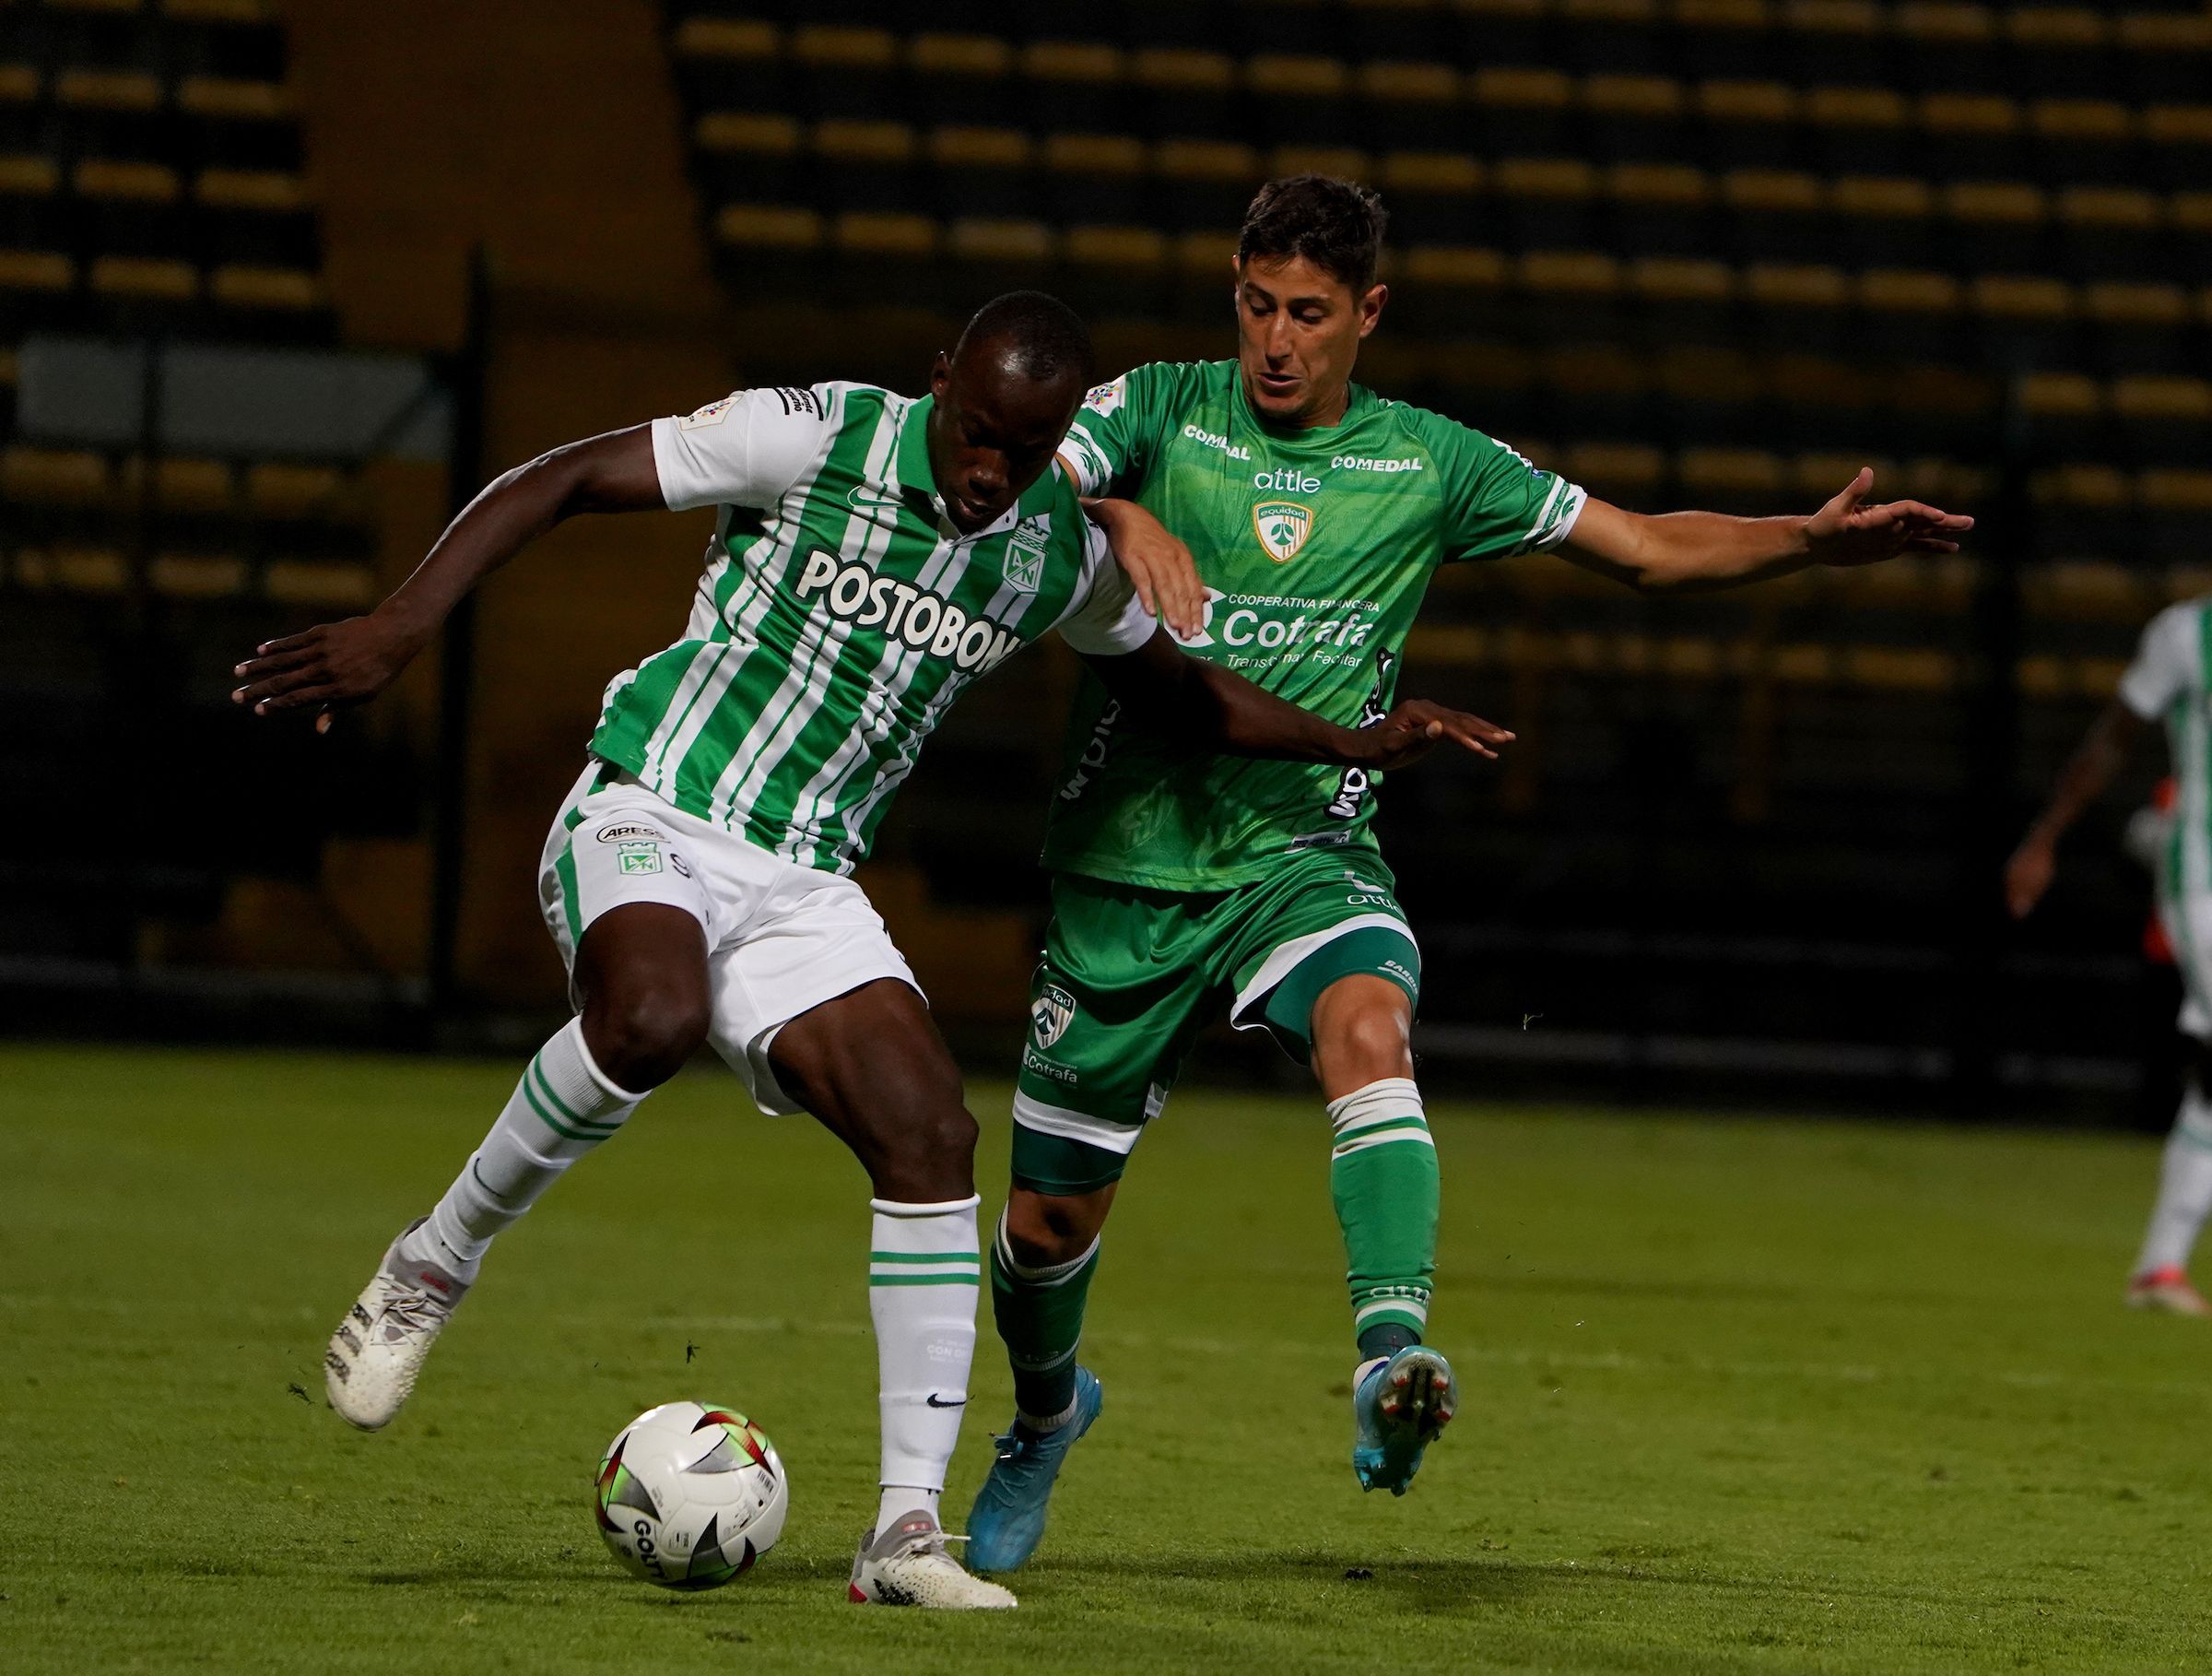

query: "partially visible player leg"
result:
(2130, 1039), (2212, 1315)
(1301, 974), (1453, 1493)
(767, 977), (1014, 1610)
(969, 885), (1206, 1572)
(328, 903), (709, 1429)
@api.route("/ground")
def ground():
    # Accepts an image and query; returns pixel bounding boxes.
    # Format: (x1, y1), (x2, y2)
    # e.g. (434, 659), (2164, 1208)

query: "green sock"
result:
(990, 1210), (1100, 1430)
(1326, 1077), (1439, 1357)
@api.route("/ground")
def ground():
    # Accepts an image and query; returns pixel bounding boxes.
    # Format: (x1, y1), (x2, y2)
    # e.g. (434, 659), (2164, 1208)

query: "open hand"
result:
(1804, 468), (1975, 568)
(230, 612), (425, 734)
(1088, 497), (1206, 640)
(1352, 700), (1516, 771)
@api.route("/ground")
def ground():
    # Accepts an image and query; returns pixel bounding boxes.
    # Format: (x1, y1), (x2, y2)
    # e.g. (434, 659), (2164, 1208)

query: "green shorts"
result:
(1012, 848), (1422, 1195)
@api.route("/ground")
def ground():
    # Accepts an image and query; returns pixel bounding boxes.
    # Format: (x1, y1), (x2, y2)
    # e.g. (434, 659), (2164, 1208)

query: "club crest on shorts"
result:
(1030, 984), (1076, 1049)
(1253, 500), (1313, 562)
(616, 841), (663, 876)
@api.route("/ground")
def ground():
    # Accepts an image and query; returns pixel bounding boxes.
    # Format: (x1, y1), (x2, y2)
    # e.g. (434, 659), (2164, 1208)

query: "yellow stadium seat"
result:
(1270, 146), (1371, 180)
(1630, 255), (1736, 299)
(2005, 6), (2107, 50)
(1382, 152), (1484, 194)
(907, 35), (1012, 77)
(1, 447), (111, 505)
(694, 113), (801, 156)
(927, 127), (1030, 170)
(1403, 247), (1507, 289)
(149, 554), (248, 599)
(176, 77), (290, 119)
(1806, 85), (1907, 129)
(1247, 56), (1347, 100)
(1746, 263), (1849, 308)
(2144, 106), (2212, 148)
(714, 204), (823, 251)
(0, 154), (59, 195)
(194, 168), (310, 210)
(153, 457), (236, 514)
(1041, 133), (1146, 176)
(1893, 3), (1994, 44)
(0, 248), (73, 292)
(74, 159), (180, 202)
(1583, 74), (1683, 117)
(1943, 181), (2044, 225)
(1063, 226), (1167, 268)
(1781, 0), (1879, 33)
(1469, 67), (1573, 110)
(2014, 372), (2101, 416)
(671, 18), (777, 62)
(831, 212), (935, 256)
(2055, 185), (2160, 229)
(0, 65), (39, 105)
(1679, 447), (1785, 499)
(1019, 41), (1124, 83)
(1130, 48), (1235, 91)
(2085, 281), (2189, 325)
(15, 548), (128, 594)
(1969, 275), (2075, 319)
(2118, 14), (2212, 54)
(54, 68), (162, 111)
(1355, 63), (1458, 104)
(947, 218), (1053, 262)
(1607, 161), (1711, 206)
(91, 255), (196, 300)
(208, 265), (325, 310)
(2030, 100), (2133, 142)
(815, 120), (915, 164)
(1172, 230), (1238, 271)
(1565, 442), (1667, 493)
(790, 26), (897, 70)
(1695, 79), (1796, 124)
(1722, 168), (1822, 212)
(1518, 250), (1621, 294)
(265, 561), (378, 609)
(1858, 269), (1960, 313)
(1154, 139), (1260, 182)
(2112, 376), (2212, 421)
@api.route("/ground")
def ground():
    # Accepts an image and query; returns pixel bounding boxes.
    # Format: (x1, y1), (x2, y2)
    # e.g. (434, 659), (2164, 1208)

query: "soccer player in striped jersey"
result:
(966, 180), (1973, 1573)
(232, 291), (1507, 1609)
(2009, 597), (2212, 1316)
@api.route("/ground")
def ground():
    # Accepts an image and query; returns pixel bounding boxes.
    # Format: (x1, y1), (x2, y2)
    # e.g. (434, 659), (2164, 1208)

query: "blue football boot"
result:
(964, 1367), (1103, 1573)
(1352, 1345), (1456, 1495)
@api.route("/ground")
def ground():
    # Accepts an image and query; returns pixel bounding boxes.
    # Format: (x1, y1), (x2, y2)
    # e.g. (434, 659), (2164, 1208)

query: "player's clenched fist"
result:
(231, 611), (427, 734)
(1352, 700), (1515, 769)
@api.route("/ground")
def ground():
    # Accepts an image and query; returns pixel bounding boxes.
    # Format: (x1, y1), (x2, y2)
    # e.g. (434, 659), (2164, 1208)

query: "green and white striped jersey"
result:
(588, 383), (1154, 874)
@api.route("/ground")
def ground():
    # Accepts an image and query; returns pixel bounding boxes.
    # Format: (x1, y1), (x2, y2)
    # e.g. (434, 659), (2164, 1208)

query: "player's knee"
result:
(1316, 991), (1414, 1085)
(584, 980), (710, 1091)
(1005, 1192), (1103, 1266)
(869, 1100), (978, 1201)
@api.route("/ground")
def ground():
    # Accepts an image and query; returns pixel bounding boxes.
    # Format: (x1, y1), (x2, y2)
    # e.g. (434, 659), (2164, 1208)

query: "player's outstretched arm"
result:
(1080, 496), (1206, 640)
(2005, 701), (2148, 919)
(231, 425), (664, 730)
(1558, 467), (1974, 594)
(1080, 628), (1513, 770)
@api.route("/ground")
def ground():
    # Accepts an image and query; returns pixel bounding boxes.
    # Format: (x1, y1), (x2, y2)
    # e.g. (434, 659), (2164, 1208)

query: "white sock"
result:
(869, 1195), (981, 1525)
(2136, 1085), (2212, 1276)
(401, 1018), (645, 1279)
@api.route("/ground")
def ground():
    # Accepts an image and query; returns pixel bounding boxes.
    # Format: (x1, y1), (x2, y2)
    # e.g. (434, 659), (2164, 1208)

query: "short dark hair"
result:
(954, 290), (1095, 385)
(1237, 174), (1389, 293)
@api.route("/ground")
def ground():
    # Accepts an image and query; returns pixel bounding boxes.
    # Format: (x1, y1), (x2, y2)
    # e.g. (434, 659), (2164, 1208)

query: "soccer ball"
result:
(594, 1400), (788, 1589)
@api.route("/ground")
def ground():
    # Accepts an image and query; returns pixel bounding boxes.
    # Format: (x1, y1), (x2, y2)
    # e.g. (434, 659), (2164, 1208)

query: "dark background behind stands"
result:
(5, 0), (2206, 1121)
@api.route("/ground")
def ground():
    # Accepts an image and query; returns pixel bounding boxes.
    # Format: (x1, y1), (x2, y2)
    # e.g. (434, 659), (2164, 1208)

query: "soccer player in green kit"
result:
(967, 177), (1974, 1570)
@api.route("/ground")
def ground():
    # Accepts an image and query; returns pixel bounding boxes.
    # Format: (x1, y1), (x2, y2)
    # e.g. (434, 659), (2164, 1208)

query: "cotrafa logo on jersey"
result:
(1253, 500), (1313, 562)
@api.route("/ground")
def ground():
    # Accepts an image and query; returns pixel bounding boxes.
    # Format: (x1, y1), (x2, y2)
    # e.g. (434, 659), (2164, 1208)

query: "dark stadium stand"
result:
(0, 0), (422, 1022)
(660, 0), (2207, 1101)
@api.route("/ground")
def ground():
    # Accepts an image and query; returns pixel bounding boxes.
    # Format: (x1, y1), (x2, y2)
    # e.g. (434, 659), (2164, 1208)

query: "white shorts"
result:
(536, 759), (920, 1115)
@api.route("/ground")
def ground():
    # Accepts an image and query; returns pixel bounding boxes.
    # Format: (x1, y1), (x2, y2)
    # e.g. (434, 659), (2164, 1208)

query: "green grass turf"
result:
(2, 1045), (2208, 1674)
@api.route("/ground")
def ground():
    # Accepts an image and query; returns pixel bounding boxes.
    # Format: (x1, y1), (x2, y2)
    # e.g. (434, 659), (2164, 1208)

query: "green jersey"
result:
(1046, 359), (1586, 891)
(591, 382), (1154, 875)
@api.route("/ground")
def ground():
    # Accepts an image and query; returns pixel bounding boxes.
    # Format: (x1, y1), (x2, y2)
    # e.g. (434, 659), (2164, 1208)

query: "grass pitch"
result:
(2, 1045), (2207, 1674)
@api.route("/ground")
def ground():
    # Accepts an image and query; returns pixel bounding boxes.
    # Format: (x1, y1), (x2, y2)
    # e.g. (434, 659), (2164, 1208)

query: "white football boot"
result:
(2127, 1266), (2211, 1316)
(849, 1508), (1017, 1609)
(324, 1220), (472, 1430)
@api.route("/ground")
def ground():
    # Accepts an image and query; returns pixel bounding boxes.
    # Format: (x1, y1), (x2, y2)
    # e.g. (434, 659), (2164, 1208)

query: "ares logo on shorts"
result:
(1031, 984), (1077, 1049)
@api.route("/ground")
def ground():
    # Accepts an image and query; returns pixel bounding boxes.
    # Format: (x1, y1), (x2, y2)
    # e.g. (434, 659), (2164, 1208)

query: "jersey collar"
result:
(893, 394), (1055, 539)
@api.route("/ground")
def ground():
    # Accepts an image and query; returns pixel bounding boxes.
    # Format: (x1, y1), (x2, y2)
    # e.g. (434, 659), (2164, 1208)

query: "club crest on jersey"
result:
(1253, 500), (1314, 562)
(1031, 984), (1077, 1049)
(1003, 515), (1051, 594)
